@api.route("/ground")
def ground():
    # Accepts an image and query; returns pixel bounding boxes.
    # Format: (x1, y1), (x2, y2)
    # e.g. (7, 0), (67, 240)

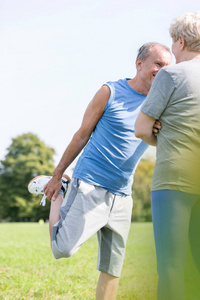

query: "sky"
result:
(0, 0), (199, 176)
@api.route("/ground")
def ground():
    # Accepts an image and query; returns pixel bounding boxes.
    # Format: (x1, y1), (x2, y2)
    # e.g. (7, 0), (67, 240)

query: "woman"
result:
(135, 12), (200, 300)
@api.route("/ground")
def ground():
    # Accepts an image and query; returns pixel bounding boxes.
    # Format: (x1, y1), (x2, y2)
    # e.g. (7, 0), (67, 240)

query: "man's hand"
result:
(43, 176), (62, 202)
(153, 119), (161, 137)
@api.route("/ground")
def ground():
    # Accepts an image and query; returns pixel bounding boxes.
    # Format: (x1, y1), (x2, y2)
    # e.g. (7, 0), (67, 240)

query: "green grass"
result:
(0, 223), (199, 299)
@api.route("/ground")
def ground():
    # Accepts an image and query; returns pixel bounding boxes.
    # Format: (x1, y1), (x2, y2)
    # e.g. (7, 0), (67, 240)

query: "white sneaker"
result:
(28, 174), (71, 206)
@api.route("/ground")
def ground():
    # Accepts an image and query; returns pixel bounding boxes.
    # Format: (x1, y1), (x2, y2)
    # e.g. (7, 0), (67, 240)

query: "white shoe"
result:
(28, 174), (71, 206)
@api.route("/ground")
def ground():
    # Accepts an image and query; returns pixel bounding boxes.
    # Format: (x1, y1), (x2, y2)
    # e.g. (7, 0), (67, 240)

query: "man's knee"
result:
(157, 264), (185, 285)
(51, 240), (77, 259)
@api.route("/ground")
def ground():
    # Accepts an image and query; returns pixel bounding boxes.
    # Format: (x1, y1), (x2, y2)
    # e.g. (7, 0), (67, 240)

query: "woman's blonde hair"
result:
(169, 12), (200, 51)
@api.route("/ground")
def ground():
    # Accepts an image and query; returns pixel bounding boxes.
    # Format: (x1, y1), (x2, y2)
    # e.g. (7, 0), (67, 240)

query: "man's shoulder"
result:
(160, 63), (180, 75)
(105, 78), (137, 96)
(105, 78), (127, 87)
(159, 60), (200, 86)
(161, 60), (198, 75)
(157, 64), (184, 85)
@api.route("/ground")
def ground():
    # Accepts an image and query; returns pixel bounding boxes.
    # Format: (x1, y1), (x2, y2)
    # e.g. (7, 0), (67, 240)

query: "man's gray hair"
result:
(137, 42), (170, 61)
(169, 12), (200, 51)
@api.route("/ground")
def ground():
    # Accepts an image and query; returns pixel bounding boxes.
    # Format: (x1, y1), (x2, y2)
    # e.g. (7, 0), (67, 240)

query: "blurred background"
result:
(0, 0), (199, 221)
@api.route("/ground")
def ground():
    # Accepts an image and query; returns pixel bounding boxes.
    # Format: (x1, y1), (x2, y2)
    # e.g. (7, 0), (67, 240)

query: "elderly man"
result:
(135, 12), (200, 300)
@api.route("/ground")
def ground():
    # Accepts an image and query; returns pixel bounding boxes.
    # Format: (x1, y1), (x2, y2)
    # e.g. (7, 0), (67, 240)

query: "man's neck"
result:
(127, 78), (149, 95)
(177, 50), (200, 63)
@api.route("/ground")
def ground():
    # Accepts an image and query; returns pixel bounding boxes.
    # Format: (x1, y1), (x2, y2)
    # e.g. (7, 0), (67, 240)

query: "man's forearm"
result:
(135, 111), (157, 146)
(52, 131), (90, 178)
(137, 133), (157, 146)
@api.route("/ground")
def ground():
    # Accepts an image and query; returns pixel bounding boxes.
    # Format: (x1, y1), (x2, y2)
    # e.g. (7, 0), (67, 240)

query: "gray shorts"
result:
(51, 178), (133, 277)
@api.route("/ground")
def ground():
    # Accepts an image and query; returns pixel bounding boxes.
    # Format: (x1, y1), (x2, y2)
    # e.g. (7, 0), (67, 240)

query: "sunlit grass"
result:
(0, 223), (199, 299)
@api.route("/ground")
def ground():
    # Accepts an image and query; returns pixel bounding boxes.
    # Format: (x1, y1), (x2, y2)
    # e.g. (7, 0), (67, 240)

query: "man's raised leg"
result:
(49, 194), (63, 240)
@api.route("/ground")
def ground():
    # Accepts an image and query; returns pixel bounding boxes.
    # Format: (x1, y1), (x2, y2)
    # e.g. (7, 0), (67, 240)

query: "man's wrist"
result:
(52, 169), (63, 180)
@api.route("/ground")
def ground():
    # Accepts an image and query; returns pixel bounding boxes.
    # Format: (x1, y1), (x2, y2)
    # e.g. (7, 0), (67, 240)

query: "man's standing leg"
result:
(96, 272), (119, 300)
(151, 190), (198, 300)
(189, 198), (200, 273)
(96, 194), (133, 300)
(188, 197), (200, 297)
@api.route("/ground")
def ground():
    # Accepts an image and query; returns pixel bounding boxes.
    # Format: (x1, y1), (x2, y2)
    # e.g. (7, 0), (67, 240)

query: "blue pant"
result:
(151, 190), (200, 300)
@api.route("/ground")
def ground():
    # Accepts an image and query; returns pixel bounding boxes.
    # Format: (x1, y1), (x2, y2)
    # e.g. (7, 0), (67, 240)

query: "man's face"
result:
(138, 45), (172, 90)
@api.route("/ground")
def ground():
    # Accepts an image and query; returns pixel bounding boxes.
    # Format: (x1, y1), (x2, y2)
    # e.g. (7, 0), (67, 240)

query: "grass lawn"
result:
(0, 222), (199, 299)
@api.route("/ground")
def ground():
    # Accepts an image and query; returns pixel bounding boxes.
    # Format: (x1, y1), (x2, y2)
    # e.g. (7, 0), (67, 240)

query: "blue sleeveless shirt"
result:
(73, 79), (148, 195)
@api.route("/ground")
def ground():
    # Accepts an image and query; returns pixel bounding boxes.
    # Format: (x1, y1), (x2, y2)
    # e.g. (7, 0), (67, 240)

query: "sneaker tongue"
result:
(62, 174), (71, 182)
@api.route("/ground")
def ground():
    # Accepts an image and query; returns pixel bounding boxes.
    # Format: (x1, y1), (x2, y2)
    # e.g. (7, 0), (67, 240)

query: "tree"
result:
(0, 133), (55, 221)
(132, 158), (155, 222)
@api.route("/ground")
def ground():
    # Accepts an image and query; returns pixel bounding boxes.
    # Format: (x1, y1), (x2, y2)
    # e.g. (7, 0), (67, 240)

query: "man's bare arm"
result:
(135, 111), (157, 146)
(43, 85), (110, 201)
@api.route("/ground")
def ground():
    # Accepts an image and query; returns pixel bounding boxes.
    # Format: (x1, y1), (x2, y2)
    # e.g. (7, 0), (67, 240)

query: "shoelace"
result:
(35, 187), (47, 206)
(40, 195), (47, 206)
(39, 179), (69, 206)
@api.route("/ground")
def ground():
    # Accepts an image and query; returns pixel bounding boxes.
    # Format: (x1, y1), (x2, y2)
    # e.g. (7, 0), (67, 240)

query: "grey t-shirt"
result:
(141, 59), (200, 194)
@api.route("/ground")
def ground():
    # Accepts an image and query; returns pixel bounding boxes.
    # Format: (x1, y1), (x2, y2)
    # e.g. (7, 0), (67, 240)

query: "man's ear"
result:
(179, 36), (186, 50)
(135, 58), (143, 70)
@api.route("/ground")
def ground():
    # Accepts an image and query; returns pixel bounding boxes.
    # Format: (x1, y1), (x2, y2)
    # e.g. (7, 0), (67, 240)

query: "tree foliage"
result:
(132, 158), (155, 222)
(0, 133), (55, 221)
(0, 133), (155, 222)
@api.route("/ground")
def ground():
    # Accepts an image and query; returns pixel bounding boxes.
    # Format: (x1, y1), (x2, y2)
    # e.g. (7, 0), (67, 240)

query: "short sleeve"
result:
(141, 68), (175, 119)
